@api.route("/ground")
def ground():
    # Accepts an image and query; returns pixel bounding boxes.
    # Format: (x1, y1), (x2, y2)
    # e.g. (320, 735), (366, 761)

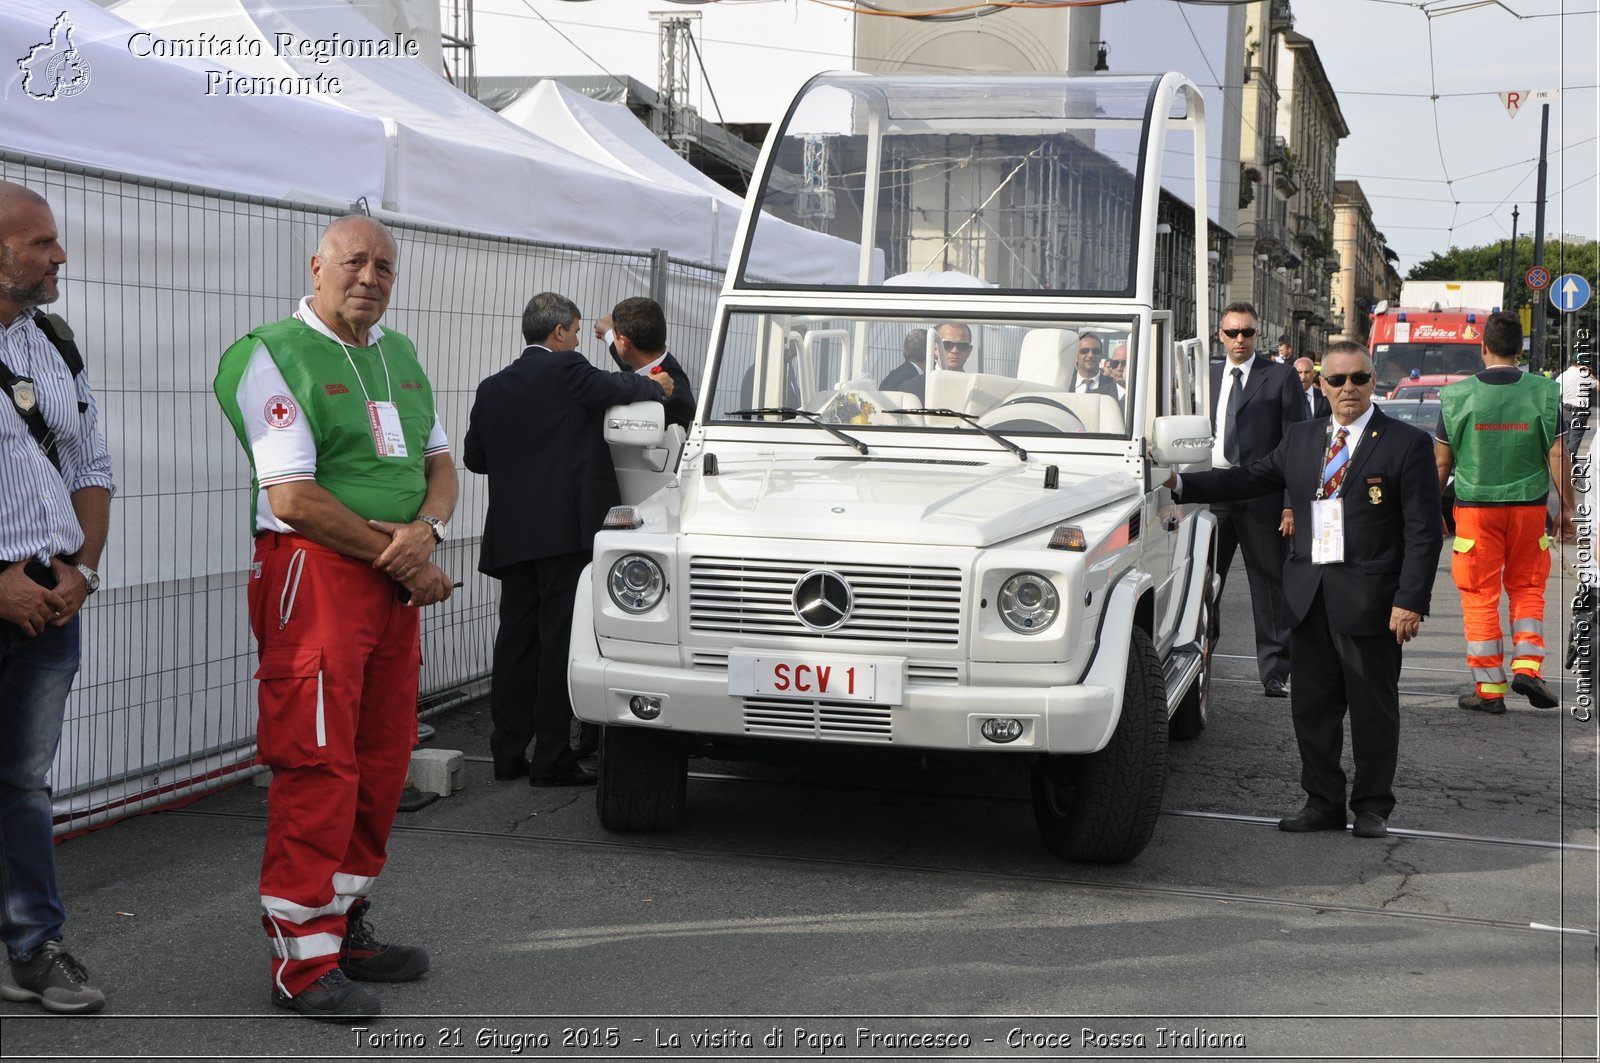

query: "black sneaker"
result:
(1512, 673), (1558, 708)
(1458, 693), (1507, 714)
(271, 967), (379, 1020)
(0, 942), (105, 1014)
(339, 900), (429, 983)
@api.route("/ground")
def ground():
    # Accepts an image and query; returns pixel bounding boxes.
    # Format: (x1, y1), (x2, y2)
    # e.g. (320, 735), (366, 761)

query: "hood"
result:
(678, 453), (1139, 547)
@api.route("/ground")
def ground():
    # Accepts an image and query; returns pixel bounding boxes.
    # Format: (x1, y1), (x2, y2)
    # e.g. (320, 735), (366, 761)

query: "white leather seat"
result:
(1014, 328), (1079, 390)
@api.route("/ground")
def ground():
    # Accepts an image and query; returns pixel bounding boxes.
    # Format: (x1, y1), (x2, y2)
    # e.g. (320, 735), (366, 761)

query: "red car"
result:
(1386, 373), (1471, 400)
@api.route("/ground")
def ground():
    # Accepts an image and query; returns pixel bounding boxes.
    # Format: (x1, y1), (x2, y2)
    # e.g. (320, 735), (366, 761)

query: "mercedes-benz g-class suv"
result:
(571, 72), (1219, 862)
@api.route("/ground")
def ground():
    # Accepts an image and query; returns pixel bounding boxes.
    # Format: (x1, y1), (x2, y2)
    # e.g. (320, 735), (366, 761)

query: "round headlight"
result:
(608, 554), (665, 613)
(998, 572), (1059, 634)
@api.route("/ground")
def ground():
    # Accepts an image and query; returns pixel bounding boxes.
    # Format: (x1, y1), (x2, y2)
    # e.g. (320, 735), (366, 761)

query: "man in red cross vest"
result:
(214, 215), (457, 1019)
(1436, 311), (1572, 714)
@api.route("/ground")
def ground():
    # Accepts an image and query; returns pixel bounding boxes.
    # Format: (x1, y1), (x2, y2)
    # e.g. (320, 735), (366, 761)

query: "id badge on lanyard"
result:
(367, 400), (409, 457)
(1311, 498), (1344, 564)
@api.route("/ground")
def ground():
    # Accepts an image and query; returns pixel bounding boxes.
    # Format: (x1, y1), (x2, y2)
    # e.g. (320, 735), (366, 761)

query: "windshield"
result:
(706, 310), (1136, 440)
(738, 74), (1165, 295)
(1372, 343), (1483, 389)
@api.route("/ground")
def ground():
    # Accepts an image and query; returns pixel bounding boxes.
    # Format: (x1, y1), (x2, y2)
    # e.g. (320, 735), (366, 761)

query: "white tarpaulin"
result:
(0, 0), (387, 206)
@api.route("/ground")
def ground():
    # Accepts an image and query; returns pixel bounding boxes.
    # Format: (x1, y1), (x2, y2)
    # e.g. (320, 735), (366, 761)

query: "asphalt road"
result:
(2, 542), (1595, 1063)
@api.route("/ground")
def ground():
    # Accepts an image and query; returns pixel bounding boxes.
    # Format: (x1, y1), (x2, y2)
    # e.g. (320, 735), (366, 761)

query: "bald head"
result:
(0, 180), (49, 217)
(1294, 357), (1316, 389)
(310, 214), (398, 344)
(0, 181), (64, 326)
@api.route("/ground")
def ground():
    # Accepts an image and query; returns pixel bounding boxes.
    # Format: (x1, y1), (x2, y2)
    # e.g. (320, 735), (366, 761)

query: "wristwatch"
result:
(73, 563), (100, 595)
(417, 515), (448, 543)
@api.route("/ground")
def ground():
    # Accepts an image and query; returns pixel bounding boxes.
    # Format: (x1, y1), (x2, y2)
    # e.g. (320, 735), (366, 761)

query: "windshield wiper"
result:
(898, 408), (1027, 462)
(728, 407), (868, 455)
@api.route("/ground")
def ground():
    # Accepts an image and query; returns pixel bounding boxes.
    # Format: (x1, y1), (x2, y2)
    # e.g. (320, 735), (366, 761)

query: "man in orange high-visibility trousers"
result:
(1436, 311), (1573, 714)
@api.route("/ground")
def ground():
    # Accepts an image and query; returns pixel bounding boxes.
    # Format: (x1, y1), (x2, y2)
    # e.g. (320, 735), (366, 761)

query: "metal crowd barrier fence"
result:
(0, 153), (726, 834)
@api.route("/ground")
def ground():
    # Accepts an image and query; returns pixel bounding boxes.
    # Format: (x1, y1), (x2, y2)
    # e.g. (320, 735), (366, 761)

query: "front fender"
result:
(1077, 568), (1155, 752)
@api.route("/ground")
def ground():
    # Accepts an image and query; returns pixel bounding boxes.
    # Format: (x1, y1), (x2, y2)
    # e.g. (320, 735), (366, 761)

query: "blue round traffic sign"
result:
(1527, 266), (1550, 290)
(1551, 273), (1592, 313)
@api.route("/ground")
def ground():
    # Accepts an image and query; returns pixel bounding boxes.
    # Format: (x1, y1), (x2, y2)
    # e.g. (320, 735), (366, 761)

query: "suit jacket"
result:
(463, 344), (667, 573)
(1304, 386), (1332, 420)
(1213, 355), (1308, 463)
(1178, 407), (1443, 636)
(1070, 373), (1120, 398)
(880, 359), (925, 400)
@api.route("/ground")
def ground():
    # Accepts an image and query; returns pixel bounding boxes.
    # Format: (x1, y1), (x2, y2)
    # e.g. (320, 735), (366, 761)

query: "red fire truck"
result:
(1368, 280), (1504, 392)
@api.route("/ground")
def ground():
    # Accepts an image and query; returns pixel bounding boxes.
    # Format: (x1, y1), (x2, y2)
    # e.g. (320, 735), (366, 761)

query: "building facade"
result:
(1331, 179), (1393, 346)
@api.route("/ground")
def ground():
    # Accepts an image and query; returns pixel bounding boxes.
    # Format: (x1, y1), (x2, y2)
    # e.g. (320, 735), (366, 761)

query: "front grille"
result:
(741, 698), (894, 742)
(689, 557), (962, 644)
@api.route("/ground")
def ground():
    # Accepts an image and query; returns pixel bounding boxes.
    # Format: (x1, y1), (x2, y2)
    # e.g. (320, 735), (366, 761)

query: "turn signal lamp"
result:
(603, 505), (643, 530)
(1048, 526), (1087, 551)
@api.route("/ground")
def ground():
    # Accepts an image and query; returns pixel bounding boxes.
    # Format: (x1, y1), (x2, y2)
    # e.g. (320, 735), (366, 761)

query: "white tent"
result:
(500, 79), (740, 204)
(497, 77), (869, 282)
(0, 0), (386, 206)
(111, 0), (731, 262)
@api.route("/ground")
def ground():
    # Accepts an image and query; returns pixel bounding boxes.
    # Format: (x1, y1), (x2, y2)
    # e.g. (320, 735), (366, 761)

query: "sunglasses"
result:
(1106, 360), (1125, 368)
(1078, 348), (1103, 358)
(1221, 328), (1258, 339)
(1322, 371), (1373, 388)
(940, 340), (973, 352)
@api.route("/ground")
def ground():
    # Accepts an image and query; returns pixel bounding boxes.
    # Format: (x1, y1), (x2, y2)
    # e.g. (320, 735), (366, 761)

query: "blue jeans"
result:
(0, 615), (79, 962)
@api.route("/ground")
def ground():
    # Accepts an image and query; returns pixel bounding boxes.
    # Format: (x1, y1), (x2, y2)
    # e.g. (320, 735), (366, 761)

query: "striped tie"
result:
(1321, 427), (1349, 497)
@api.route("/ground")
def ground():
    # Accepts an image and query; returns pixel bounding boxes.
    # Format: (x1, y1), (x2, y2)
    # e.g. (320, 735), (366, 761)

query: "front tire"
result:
(1030, 625), (1169, 862)
(596, 726), (687, 831)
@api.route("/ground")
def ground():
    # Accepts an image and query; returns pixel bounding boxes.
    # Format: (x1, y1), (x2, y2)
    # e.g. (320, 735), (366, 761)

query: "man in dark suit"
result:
(1068, 333), (1120, 397)
(1170, 342), (1443, 838)
(463, 292), (673, 786)
(1296, 357), (1331, 419)
(598, 297), (695, 430)
(880, 328), (927, 400)
(1209, 301), (1308, 697)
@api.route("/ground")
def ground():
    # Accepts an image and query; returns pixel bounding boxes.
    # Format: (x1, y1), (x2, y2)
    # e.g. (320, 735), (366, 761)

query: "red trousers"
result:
(1451, 506), (1551, 699)
(248, 532), (420, 996)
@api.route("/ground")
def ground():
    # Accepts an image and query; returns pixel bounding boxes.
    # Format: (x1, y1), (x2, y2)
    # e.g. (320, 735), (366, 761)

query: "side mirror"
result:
(604, 401), (665, 447)
(1151, 414), (1214, 468)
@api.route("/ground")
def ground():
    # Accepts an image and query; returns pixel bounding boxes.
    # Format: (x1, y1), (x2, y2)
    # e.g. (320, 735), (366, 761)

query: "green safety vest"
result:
(1440, 373), (1559, 504)
(214, 317), (436, 529)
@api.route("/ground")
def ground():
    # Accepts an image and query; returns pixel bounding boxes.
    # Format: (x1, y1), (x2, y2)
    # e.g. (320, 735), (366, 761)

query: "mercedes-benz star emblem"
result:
(792, 569), (853, 631)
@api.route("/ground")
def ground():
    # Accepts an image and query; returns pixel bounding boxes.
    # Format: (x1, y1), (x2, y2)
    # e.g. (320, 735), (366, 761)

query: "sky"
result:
(470, 0), (1598, 275)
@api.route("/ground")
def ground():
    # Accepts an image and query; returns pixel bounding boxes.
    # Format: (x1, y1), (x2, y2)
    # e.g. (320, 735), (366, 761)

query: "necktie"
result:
(1306, 388), (1315, 418)
(1222, 367), (1243, 466)
(1321, 427), (1350, 497)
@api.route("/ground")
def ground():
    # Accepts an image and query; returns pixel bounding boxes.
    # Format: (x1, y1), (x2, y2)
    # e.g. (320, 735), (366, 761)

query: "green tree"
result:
(1409, 237), (1598, 313)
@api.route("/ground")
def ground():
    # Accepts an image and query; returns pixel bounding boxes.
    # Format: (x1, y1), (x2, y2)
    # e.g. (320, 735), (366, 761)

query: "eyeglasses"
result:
(1078, 348), (1103, 358)
(1221, 328), (1258, 339)
(1322, 371), (1373, 388)
(940, 340), (973, 352)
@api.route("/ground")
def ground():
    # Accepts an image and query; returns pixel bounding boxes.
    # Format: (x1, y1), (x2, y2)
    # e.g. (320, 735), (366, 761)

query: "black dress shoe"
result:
(1263, 681), (1289, 699)
(529, 766), (598, 787)
(492, 758), (531, 782)
(1351, 811), (1388, 838)
(1512, 673), (1558, 708)
(1458, 693), (1506, 714)
(1277, 806), (1346, 833)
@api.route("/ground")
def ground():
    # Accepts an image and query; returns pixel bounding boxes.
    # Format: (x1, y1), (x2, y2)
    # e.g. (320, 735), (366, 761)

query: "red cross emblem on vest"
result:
(264, 394), (298, 429)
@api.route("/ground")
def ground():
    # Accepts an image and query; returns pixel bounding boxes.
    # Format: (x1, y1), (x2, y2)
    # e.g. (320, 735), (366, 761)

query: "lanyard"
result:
(337, 335), (393, 405)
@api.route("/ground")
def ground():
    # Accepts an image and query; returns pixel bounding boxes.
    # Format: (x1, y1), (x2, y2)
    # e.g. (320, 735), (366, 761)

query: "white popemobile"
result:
(571, 72), (1220, 862)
